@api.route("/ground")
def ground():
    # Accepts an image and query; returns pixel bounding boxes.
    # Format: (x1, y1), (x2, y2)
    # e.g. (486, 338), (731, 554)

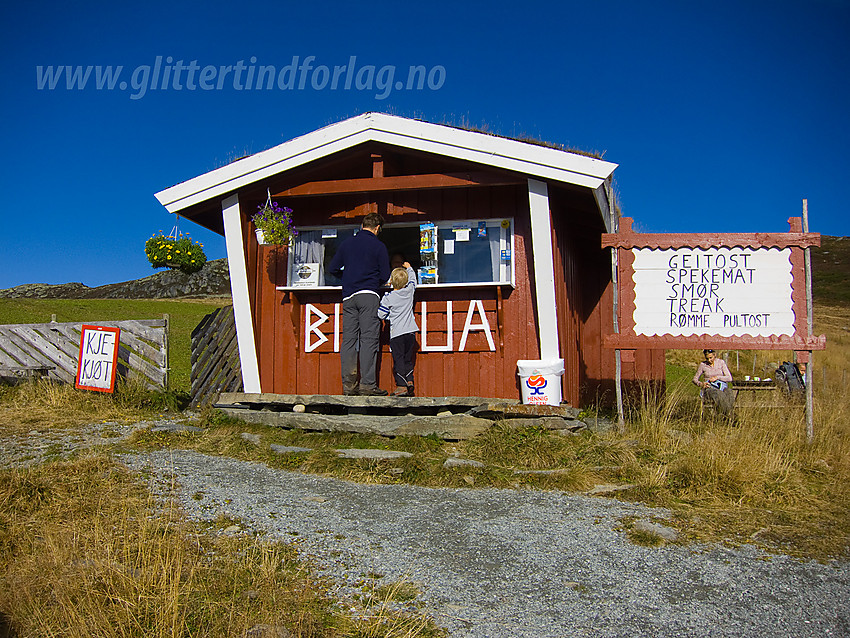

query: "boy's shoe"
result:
(361, 387), (388, 396)
(406, 385), (415, 397)
(392, 386), (408, 396)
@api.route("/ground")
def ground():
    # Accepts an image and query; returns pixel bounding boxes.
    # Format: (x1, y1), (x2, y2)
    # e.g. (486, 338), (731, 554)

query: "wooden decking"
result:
(214, 392), (596, 440)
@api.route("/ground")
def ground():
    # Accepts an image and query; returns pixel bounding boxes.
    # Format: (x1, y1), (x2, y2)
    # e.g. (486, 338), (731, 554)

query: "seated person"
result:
(693, 349), (734, 417)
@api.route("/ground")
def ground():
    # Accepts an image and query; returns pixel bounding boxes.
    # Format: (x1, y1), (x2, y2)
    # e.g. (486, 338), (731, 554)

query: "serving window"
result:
(281, 218), (514, 289)
(285, 226), (358, 287)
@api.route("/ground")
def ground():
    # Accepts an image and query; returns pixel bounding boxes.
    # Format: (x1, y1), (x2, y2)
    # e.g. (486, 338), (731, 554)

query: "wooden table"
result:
(733, 379), (776, 391)
(732, 379), (784, 407)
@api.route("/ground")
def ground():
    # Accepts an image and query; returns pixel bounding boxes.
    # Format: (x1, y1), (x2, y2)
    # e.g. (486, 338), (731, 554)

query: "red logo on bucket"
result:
(526, 374), (548, 396)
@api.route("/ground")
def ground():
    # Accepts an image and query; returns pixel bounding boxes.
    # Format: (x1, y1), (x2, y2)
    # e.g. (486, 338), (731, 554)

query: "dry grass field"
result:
(1, 239), (848, 636)
(0, 389), (445, 637)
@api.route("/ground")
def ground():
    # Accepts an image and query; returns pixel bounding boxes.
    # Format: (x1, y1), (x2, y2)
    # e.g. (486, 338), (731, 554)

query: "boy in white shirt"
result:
(378, 262), (418, 396)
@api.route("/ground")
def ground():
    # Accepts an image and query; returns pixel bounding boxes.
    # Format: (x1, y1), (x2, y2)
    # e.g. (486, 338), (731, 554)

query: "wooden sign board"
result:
(76, 325), (120, 393)
(601, 217), (826, 353)
(632, 247), (795, 337)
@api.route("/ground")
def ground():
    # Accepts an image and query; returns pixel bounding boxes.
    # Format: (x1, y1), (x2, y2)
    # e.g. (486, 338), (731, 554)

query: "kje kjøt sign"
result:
(76, 325), (120, 393)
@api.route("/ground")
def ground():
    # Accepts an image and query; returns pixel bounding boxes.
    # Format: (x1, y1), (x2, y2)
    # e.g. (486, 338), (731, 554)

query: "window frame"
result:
(275, 217), (515, 291)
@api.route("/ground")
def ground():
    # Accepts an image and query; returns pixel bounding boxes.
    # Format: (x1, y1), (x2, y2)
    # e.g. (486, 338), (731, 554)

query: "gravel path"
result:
(0, 420), (151, 468)
(120, 449), (850, 638)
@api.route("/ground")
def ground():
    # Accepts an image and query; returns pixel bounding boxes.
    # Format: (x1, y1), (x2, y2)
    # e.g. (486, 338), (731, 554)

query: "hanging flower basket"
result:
(145, 232), (207, 274)
(253, 199), (297, 246)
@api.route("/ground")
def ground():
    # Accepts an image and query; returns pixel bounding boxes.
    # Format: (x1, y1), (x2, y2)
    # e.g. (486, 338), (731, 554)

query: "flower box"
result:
(253, 201), (297, 246)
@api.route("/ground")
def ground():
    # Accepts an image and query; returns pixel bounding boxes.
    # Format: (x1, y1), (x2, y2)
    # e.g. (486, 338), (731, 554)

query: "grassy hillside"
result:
(0, 297), (231, 393)
(812, 236), (850, 306)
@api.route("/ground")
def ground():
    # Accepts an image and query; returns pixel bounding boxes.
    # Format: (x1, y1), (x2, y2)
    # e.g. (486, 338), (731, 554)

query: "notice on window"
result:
(444, 239), (455, 255)
(75, 325), (120, 393)
(632, 247), (795, 337)
(453, 225), (470, 241)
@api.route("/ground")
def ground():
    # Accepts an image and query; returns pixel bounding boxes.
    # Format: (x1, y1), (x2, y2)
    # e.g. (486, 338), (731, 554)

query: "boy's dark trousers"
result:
(389, 332), (417, 388)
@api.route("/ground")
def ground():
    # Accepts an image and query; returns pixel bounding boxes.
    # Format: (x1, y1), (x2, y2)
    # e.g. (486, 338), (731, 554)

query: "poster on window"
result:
(75, 325), (120, 393)
(631, 247), (795, 337)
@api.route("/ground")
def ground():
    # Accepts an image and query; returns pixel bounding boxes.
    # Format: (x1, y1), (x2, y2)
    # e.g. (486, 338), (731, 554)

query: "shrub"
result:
(145, 233), (207, 274)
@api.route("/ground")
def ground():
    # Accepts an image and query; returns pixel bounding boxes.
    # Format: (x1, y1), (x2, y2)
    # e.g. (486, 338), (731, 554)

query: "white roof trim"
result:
(155, 113), (617, 213)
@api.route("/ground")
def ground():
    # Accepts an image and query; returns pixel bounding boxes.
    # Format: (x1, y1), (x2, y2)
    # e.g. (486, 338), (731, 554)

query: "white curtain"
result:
(291, 230), (325, 285)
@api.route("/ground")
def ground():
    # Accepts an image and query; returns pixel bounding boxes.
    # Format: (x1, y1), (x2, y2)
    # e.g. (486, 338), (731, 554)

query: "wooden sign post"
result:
(802, 200), (814, 443)
(602, 216), (826, 438)
(75, 325), (120, 393)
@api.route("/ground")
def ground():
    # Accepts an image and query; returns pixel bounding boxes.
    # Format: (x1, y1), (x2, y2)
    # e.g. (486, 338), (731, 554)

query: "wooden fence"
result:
(190, 306), (242, 407)
(0, 317), (169, 390)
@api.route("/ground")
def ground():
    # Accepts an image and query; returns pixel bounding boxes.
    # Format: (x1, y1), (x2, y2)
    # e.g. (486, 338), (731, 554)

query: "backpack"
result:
(775, 361), (805, 394)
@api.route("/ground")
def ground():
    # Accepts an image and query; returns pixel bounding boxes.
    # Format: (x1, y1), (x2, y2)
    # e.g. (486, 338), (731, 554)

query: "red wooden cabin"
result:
(155, 113), (664, 406)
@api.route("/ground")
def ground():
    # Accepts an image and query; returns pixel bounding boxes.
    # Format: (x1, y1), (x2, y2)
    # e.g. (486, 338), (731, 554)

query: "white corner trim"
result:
(527, 179), (560, 361)
(222, 194), (262, 393)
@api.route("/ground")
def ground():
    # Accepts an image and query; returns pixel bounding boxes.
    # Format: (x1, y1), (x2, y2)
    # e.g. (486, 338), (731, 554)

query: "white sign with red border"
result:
(632, 247), (795, 337)
(76, 325), (120, 393)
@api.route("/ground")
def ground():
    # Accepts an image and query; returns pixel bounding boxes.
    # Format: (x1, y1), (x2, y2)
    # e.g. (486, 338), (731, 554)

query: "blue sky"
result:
(1, 0), (848, 289)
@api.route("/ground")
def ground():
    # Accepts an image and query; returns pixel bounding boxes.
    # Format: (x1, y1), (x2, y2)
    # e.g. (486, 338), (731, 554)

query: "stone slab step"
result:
(217, 392), (513, 412)
(336, 448), (413, 460)
(469, 402), (581, 420)
(215, 407), (492, 440)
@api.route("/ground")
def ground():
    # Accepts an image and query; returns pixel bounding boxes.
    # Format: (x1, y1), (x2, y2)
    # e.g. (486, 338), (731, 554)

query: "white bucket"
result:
(517, 359), (564, 406)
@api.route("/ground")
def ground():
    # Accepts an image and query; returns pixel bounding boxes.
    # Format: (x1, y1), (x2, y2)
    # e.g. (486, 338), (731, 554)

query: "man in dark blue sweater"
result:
(327, 213), (391, 396)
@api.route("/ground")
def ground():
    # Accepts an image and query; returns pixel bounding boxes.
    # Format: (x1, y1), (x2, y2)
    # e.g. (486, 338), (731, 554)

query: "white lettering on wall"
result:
(302, 300), (496, 352)
(420, 301), (453, 352)
(632, 247), (795, 337)
(459, 299), (495, 351)
(304, 303), (340, 352)
(333, 303), (340, 352)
